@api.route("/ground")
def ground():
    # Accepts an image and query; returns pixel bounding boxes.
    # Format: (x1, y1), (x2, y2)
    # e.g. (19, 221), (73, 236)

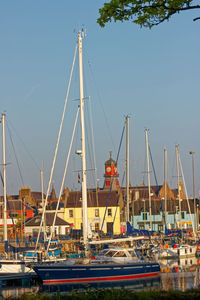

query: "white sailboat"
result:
(0, 113), (32, 276)
(33, 31), (161, 291)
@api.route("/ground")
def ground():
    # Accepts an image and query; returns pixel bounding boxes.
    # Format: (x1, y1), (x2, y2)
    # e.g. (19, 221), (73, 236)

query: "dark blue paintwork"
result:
(33, 261), (160, 291)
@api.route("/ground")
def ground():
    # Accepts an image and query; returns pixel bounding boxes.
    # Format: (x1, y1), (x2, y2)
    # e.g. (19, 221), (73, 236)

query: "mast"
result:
(2, 114), (8, 245)
(40, 163), (46, 242)
(145, 129), (152, 230)
(176, 145), (182, 231)
(126, 115), (130, 223)
(189, 151), (196, 232)
(164, 148), (167, 225)
(78, 31), (88, 254)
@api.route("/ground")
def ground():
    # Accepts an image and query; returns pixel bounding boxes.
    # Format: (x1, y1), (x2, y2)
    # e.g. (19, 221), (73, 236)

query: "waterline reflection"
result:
(160, 256), (200, 291)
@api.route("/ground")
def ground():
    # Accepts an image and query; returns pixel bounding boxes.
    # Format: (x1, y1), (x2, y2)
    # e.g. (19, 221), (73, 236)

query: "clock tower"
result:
(104, 151), (119, 190)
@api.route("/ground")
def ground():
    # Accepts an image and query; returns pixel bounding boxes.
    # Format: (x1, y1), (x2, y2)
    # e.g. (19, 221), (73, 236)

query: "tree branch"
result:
(193, 16), (200, 21)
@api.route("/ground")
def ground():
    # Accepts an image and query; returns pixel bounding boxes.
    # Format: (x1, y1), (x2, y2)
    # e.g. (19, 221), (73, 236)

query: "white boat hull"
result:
(0, 260), (31, 275)
(153, 245), (196, 260)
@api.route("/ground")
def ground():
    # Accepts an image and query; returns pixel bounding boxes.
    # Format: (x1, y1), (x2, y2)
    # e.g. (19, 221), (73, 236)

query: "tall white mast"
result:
(2, 113), (8, 243)
(78, 31), (88, 253)
(126, 115), (130, 223)
(164, 148), (167, 225)
(189, 151), (196, 232)
(145, 129), (152, 230)
(176, 145), (182, 230)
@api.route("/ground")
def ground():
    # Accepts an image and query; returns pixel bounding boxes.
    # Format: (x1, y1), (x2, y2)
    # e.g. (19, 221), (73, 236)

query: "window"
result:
(9, 212), (19, 218)
(158, 225), (163, 232)
(108, 208), (112, 217)
(95, 209), (99, 217)
(65, 227), (70, 235)
(181, 211), (185, 219)
(114, 251), (127, 257)
(69, 209), (73, 218)
(135, 191), (139, 200)
(95, 223), (99, 231)
(142, 212), (147, 220)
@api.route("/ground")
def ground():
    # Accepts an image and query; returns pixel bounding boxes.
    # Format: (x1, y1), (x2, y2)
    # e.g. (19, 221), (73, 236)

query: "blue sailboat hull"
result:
(33, 261), (160, 291)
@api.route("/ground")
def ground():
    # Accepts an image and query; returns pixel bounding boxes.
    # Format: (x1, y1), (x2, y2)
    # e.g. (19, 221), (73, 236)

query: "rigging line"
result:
(72, 131), (79, 190)
(71, 111), (80, 191)
(88, 189), (92, 208)
(88, 96), (99, 205)
(0, 120), (22, 244)
(7, 200), (20, 245)
(148, 144), (164, 227)
(84, 103), (94, 188)
(101, 120), (126, 232)
(0, 177), (20, 245)
(112, 170), (125, 234)
(82, 62), (97, 189)
(170, 150), (177, 188)
(87, 59), (116, 153)
(168, 154), (173, 190)
(83, 76), (95, 180)
(148, 144), (160, 225)
(6, 122), (24, 186)
(47, 106), (80, 253)
(6, 118), (40, 171)
(178, 152), (195, 235)
(35, 42), (78, 249)
(143, 144), (146, 185)
(0, 171), (3, 187)
(85, 101), (97, 189)
(88, 97), (98, 186)
(148, 145), (158, 186)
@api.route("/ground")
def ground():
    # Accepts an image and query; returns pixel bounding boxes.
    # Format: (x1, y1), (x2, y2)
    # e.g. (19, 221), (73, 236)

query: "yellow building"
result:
(62, 189), (123, 235)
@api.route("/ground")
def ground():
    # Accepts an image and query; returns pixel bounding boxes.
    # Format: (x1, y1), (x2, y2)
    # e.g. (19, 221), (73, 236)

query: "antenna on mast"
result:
(81, 26), (86, 38)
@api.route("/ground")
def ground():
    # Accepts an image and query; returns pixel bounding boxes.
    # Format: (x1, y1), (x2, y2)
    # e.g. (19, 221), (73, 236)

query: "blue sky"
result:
(0, 1), (200, 198)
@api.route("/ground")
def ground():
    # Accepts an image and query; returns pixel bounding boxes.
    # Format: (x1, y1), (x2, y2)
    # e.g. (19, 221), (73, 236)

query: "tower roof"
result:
(105, 151), (116, 165)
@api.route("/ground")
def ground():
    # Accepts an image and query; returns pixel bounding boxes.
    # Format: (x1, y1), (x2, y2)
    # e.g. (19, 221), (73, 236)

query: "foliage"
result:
(97, 0), (200, 28)
(10, 288), (200, 300)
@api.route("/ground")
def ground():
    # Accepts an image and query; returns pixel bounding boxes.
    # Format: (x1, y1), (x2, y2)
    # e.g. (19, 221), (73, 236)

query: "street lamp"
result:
(189, 151), (196, 232)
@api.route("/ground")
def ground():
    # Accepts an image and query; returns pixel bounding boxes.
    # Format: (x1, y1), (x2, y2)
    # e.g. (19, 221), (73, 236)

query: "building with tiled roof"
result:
(132, 197), (197, 232)
(0, 199), (35, 238)
(120, 180), (197, 232)
(62, 188), (123, 235)
(25, 212), (71, 236)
